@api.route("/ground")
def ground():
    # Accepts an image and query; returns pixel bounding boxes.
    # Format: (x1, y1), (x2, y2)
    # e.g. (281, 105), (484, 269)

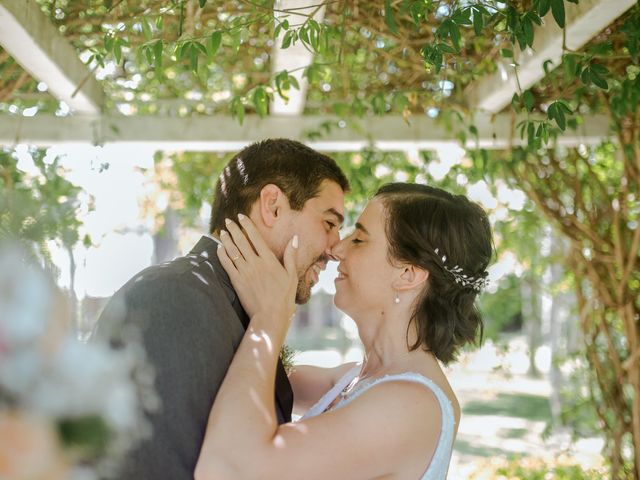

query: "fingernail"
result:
(292, 235), (299, 249)
(220, 230), (228, 237)
(238, 213), (245, 221)
(224, 218), (231, 225)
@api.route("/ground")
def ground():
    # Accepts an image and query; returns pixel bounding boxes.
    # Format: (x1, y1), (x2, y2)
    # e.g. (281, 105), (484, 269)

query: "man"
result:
(97, 139), (348, 479)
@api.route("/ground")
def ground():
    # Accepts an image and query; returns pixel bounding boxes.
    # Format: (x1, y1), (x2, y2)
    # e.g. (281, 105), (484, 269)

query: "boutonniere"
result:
(279, 344), (297, 376)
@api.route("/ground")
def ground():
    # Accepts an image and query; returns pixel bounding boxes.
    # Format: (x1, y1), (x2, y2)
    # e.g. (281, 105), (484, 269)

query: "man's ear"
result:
(258, 184), (288, 228)
(392, 265), (429, 292)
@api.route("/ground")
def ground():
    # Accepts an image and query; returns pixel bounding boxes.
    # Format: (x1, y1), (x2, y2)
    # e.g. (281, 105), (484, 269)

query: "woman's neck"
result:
(356, 304), (420, 379)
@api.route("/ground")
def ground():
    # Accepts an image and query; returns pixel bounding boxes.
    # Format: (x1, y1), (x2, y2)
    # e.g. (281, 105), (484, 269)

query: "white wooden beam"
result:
(0, 114), (611, 151)
(465, 0), (636, 113)
(0, 0), (103, 114)
(270, 0), (325, 115)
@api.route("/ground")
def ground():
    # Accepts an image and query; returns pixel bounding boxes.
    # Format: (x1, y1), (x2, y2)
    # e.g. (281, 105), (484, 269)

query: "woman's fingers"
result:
(216, 242), (239, 280)
(224, 218), (256, 261)
(237, 214), (271, 258)
(219, 229), (243, 265)
(283, 234), (298, 278)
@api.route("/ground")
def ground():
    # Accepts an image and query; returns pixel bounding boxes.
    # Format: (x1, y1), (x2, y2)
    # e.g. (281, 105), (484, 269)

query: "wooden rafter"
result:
(0, 0), (104, 114)
(0, 113), (611, 151)
(465, 0), (637, 113)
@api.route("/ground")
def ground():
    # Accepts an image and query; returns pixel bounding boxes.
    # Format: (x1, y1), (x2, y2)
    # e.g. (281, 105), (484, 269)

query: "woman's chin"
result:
(333, 291), (348, 313)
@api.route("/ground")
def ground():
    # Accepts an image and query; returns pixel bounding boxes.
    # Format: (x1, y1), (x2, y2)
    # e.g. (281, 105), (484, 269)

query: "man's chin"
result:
(295, 281), (312, 304)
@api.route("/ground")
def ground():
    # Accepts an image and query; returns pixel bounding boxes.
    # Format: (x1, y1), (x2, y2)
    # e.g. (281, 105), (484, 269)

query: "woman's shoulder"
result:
(341, 371), (460, 432)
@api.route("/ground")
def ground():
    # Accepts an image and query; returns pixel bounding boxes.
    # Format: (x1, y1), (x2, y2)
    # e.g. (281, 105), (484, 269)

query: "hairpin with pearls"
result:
(434, 248), (489, 292)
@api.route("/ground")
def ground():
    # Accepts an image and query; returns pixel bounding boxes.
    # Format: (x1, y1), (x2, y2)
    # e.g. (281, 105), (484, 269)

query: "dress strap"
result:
(301, 363), (361, 420)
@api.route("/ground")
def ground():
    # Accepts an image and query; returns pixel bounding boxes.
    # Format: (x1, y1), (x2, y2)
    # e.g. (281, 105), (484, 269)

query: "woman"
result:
(196, 183), (493, 480)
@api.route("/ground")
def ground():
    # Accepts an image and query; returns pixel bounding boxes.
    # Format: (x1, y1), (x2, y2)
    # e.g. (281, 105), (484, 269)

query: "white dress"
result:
(302, 365), (455, 480)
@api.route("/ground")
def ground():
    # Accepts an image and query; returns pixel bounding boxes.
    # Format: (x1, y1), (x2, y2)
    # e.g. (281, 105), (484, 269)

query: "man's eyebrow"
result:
(325, 208), (345, 225)
(355, 222), (370, 235)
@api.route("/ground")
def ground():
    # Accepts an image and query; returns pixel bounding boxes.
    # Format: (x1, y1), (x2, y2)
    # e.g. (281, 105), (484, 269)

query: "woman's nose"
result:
(329, 237), (347, 260)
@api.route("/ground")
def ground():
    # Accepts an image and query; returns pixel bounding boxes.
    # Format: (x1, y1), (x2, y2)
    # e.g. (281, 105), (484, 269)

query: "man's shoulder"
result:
(104, 238), (230, 314)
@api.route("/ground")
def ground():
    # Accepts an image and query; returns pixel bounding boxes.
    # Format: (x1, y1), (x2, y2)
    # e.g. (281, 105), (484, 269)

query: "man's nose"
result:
(327, 236), (346, 261)
(327, 227), (341, 248)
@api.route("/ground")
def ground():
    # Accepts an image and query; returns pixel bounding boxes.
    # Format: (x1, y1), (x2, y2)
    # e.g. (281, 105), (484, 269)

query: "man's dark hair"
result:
(374, 183), (494, 365)
(209, 139), (349, 234)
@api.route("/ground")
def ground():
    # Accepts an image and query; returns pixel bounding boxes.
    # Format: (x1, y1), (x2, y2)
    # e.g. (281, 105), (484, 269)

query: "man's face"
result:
(285, 180), (345, 304)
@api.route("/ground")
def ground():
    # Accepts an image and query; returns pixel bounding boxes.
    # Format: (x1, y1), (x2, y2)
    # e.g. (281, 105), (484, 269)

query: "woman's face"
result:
(331, 198), (397, 319)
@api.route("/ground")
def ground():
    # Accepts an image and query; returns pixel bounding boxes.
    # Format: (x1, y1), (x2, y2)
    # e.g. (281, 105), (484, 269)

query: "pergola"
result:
(0, 0), (634, 153)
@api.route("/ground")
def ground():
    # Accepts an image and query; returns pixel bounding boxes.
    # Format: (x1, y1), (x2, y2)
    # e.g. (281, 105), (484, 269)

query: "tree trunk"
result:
(522, 270), (542, 378)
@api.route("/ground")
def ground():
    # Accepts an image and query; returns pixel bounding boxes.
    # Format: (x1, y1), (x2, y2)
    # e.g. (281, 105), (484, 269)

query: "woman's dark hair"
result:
(374, 183), (493, 364)
(209, 139), (349, 234)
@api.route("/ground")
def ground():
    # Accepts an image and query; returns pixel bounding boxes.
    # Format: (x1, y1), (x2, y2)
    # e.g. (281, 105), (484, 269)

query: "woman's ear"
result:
(392, 265), (429, 292)
(258, 184), (286, 227)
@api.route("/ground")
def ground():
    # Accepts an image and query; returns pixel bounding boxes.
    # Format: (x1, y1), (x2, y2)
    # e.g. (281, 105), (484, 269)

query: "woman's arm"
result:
(194, 217), (442, 480)
(289, 362), (359, 414)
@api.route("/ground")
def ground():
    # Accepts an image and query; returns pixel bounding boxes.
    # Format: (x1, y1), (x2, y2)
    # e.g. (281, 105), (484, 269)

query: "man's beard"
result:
(294, 254), (328, 304)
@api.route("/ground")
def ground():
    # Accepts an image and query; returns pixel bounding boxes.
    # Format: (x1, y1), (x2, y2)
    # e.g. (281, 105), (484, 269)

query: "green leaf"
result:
(371, 93), (386, 115)
(253, 87), (269, 117)
(230, 96), (245, 125)
(332, 102), (350, 117)
(590, 71), (609, 89)
(208, 31), (222, 58)
(449, 22), (461, 50)
(384, 0), (399, 35)
(114, 40), (122, 65)
(473, 8), (484, 36)
(557, 99), (572, 114)
(523, 90), (535, 112)
(392, 92), (409, 111)
(538, 0), (551, 16)
(438, 43), (457, 54)
(189, 45), (199, 72)
(155, 16), (163, 30)
(551, 0), (565, 28)
(541, 122), (550, 144)
(547, 101), (567, 130)
(199, 0), (206, 7)
(410, 2), (424, 26)
(141, 18), (152, 41)
(511, 92), (520, 109)
(143, 45), (153, 66)
(451, 8), (472, 26)
(527, 121), (535, 145)
(501, 48), (514, 58)
(274, 71), (289, 101)
(299, 26), (310, 45)
(591, 63), (609, 75)
(153, 40), (163, 70)
(352, 98), (366, 117)
(523, 17), (534, 47)
(282, 29), (295, 49)
(288, 74), (300, 90)
(104, 33), (114, 53)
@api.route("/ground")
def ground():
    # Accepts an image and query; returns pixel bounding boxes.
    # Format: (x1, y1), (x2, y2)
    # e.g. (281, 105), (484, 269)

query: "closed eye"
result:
(326, 221), (338, 230)
(351, 238), (363, 244)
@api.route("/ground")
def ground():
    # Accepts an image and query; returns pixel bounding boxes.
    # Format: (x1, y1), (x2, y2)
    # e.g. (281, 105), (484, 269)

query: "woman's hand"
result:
(217, 214), (298, 322)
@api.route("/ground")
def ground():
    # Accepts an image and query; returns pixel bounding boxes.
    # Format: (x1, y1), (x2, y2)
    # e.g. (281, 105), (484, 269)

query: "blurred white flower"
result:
(0, 242), (155, 479)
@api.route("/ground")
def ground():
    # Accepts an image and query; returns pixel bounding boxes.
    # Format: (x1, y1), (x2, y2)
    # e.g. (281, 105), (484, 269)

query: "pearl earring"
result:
(394, 292), (400, 304)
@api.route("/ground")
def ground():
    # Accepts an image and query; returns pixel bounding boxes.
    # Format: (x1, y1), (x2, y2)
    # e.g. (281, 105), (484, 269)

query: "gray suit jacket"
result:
(97, 236), (293, 479)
